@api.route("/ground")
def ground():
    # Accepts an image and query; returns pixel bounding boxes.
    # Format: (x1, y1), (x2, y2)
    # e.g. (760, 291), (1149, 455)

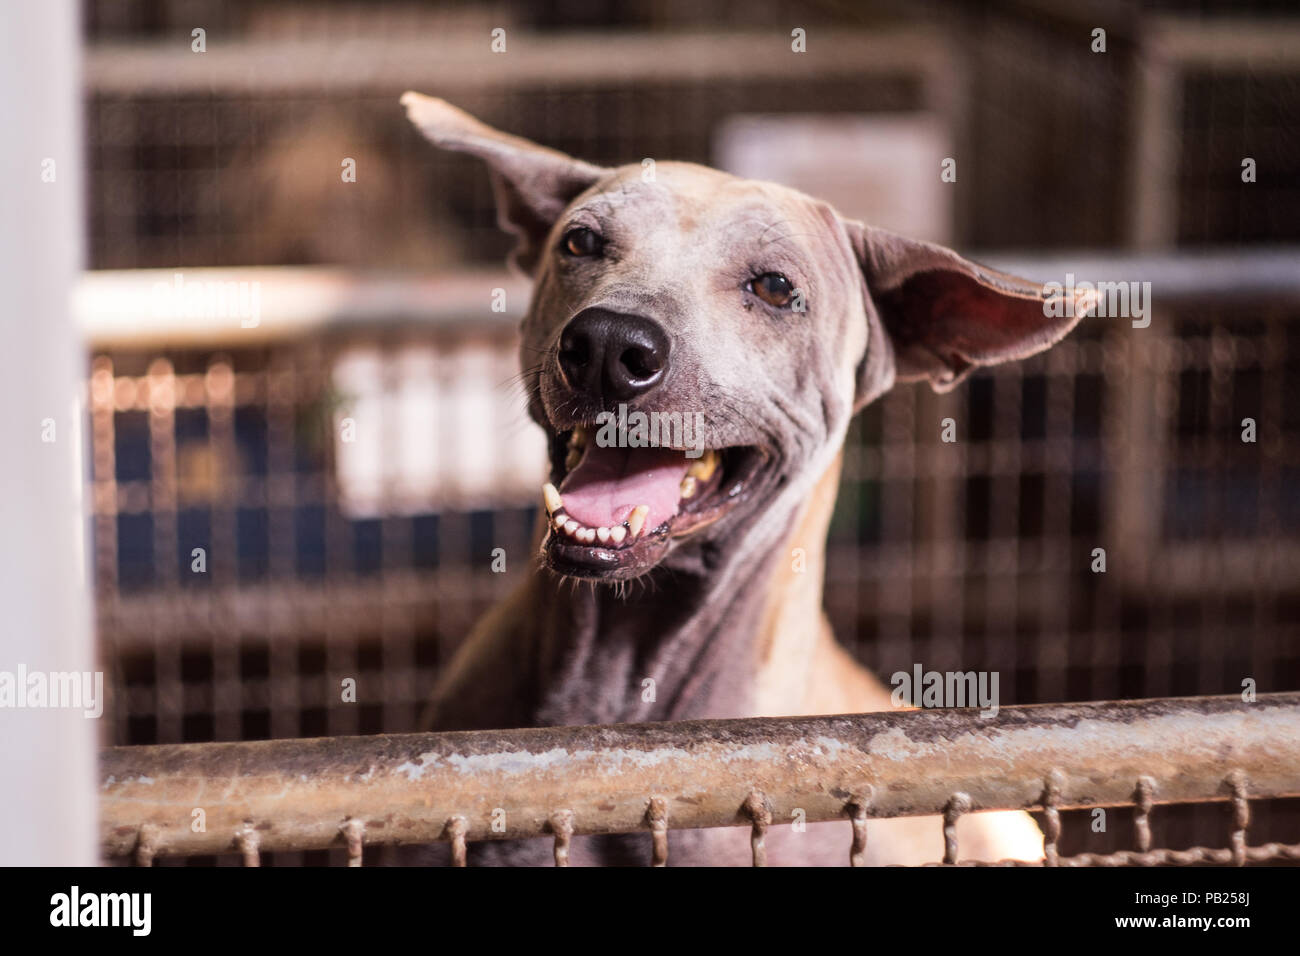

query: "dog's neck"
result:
(529, 455), (843, 726)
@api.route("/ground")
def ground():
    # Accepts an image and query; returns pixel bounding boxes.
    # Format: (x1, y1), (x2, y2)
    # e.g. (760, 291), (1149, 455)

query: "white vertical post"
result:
(0, 1), (96, 864)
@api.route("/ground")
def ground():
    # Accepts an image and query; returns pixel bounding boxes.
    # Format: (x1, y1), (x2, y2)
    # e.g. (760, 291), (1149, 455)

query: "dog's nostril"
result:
(560, 342), (588, 366)
(558, 329), (593, 389)
(620, 347), (661, 381)
(559, 329), (589, 362)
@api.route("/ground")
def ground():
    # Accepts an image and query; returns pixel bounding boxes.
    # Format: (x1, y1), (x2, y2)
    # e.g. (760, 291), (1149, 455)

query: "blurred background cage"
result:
(78, 1), (1299, 863)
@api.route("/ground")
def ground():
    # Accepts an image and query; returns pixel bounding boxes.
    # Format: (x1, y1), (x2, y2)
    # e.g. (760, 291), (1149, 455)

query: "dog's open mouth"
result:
(540, 425), (766, 580)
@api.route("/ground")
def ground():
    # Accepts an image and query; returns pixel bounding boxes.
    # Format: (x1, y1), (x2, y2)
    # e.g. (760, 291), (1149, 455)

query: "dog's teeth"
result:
(563, 519), (580, 535)
(542, 482), (563, 515)
(627, 505), (649, 539)
(596, 526), (610, 544)
(609, 525), (626, 544)
(552, 511), (568, 530)
(565, 446), (582, 471)
(571, 425), (587, 448)
(578, 527), (596, 544)
(685, 448), (720, 482)
(679, 476), (697, 499)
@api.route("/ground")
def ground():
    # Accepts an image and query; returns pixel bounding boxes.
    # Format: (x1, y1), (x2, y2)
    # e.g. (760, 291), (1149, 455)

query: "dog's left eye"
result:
(562, 227), (603, 258)
(748, 273), (795, 308)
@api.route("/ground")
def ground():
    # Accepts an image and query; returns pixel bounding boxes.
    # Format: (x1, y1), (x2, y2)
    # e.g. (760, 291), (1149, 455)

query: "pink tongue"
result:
(559, 443), (691, 532)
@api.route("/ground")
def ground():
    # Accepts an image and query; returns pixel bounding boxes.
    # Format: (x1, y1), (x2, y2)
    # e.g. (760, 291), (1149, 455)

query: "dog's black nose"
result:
(558, 308), (671, 403)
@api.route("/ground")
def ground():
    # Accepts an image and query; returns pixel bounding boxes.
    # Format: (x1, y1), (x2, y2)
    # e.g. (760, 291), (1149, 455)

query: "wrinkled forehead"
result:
(566, 162), (833, 247)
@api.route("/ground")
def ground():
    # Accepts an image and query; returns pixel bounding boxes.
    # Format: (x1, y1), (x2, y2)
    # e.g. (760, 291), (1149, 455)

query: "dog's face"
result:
(522, 162), (868, 582)
(404, 94), (1092, 582)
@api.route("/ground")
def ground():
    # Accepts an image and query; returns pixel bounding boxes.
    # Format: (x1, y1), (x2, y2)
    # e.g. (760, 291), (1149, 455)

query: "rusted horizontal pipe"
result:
(100, 693), (1300, 859)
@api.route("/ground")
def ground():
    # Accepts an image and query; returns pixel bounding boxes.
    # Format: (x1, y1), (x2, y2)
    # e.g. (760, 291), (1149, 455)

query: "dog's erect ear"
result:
(402, 92), (607, 274)
(846, 221), (1095, 406)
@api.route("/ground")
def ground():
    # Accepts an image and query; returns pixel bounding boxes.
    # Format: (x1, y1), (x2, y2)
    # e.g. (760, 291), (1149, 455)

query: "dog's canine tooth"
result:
(571, 425), (587, 448)
(542, 482), (563, 515)
(565, 445), (582, 471)
(596, 526), (610, 544)
(679, 476), (697, 499)
(609, 525), (626, 545)
(563, 519), (580, 535)
(627, 505), (649, 539)
(685, 448), (719, 482)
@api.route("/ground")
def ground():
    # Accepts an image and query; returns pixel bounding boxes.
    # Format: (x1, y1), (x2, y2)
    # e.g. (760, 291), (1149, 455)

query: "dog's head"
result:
(404, 94), (1092, 582)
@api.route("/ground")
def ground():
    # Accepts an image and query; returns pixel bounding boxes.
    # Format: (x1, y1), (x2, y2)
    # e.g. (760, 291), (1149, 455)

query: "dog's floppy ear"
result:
(845, 221), (1095, 406)
(402, 92), (607, 274)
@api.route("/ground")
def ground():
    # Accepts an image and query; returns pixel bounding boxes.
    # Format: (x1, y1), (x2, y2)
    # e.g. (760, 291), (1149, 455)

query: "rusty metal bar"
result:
(98, 693), (1300, 861)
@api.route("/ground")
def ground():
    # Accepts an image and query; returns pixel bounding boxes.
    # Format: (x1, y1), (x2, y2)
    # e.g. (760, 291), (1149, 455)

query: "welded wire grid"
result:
(82, 7), (1299, 864)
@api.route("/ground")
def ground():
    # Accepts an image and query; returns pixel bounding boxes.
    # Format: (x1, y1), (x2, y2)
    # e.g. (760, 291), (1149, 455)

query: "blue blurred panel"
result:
(1165, 469), (1208, 540)
(353, 518), (382, 575)
(173, 407), (208, 442)
(236, 507), (268, 581)
(1070, 469), (1104, 537)
(1073, 374), (1103, 439)
(964, 475), (991, 541)
(176, 507), (212, 585)
(469, 510), (499, 563)
(1221, 469), (1261, 537)
(296, 504), (326, 577)
(116, 512), (154, 591)
(114, 411), (151, 482)
(1284, 468), (1300, 533)
(234, 406), (268, 475)
(1020, 375), (1047, 440)
(966, 377), (994, 443)
(411, 514), (440, 570)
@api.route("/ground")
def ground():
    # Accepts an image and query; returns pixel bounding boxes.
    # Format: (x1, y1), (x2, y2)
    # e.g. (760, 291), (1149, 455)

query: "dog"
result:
(401, 93), (1090, 866)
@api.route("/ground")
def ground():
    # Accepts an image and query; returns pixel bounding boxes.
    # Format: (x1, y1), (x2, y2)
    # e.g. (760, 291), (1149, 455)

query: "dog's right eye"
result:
(748, 272), (795, 308)
(562, 227), (603, 258)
